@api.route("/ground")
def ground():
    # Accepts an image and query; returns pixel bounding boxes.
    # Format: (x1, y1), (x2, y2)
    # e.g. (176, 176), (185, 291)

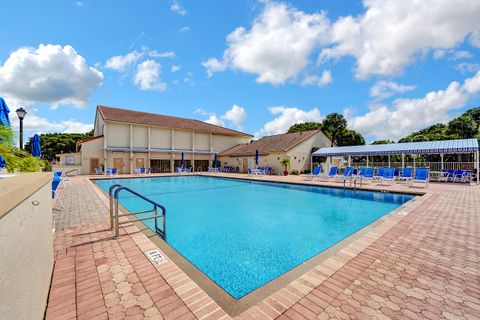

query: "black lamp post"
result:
(16, 107), (27, 149)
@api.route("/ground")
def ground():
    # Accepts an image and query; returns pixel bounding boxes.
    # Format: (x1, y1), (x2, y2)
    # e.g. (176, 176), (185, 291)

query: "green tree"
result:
(321, 113), (347, 147)
(24, 130), (93, 161)
(464, 107), (480, 128)
(447, 115), (478, 139)
(0, 126), (45, 172)
(287, 122), (322, 133)
(336, 129), (365, 146)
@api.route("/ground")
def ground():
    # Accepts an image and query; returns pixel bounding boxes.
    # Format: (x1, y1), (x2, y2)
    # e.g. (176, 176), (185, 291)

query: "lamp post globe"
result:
(15, 107), (27, 149)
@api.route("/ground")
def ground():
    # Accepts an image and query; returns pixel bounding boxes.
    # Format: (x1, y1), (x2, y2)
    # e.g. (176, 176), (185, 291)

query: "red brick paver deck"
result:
(45, 174), (480, 319)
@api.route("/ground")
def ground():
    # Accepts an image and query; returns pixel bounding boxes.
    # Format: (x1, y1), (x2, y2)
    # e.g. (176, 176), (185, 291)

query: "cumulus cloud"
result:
(255, 106), (323, 137)
(204, 115), (225, 127)
(203, 2), (330, 85)
(171, 65), (181, 72)
(179, 26), (190, 33)
(347, 70), (480, 140)
(0, 44), (103, 108)
(171, 0), (187, 16)
(301, 70), (332, 87)
(319, 0), (480, 79)
(199, 104), (247, 129)
(105, 51), (144, 72)
(369, 81), (416, 100)
(222, 104), (247, 127)
(450, 50), (473, 61)
(133, 60), (166, 91)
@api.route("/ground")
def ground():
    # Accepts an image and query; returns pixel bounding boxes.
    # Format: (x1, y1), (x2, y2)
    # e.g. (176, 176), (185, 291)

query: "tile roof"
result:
(219, 130), (323, 156)
(97, 105), (252, 137)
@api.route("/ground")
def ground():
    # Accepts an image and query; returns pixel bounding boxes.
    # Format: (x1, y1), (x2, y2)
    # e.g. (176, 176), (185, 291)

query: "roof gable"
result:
(220, 130), (322, 156)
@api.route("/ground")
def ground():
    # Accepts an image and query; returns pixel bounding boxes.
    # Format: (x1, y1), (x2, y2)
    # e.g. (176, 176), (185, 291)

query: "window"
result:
(65, 156), (75, 165)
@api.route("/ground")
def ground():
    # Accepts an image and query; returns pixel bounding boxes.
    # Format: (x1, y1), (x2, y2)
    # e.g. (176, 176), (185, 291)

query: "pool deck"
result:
(45, 173), (480, 320)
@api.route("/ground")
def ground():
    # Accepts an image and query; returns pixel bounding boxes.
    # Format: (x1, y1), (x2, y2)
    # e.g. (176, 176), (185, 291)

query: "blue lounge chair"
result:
(320, 166), (338, 181)
(54, 171), (71, 187)
(305, 166), (321, 180)
(398, 168), (413, 183)
(454, 170), (471, 183)
(374, 167), (385, 180)
(410, 168), (429, 188)
(335, 167), (353, 182)
(360, 167), (375, 183)
(378, 168), (395, 184)
(52, 177), (64, 209)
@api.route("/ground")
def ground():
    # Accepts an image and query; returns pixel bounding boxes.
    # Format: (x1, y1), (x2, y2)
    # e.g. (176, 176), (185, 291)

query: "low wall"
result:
(0, 173), (53, 320)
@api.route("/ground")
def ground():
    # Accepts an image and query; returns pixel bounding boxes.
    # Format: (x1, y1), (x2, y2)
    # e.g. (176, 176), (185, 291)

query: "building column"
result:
(103, 122), (108, 171)
(348, 155), (351, 167)
(192, 131), (195, 172)
(402, 153), (405, 168)
(129, 124), (133, 174)
(366, 156), (369, 166)
(413, 155), (416, 170)
(147, 126), (151, 170)
(388, 155), (391, 168)
(440, 153), (444, 171)
(171, 128), (175, 173)
(210, 133), (213, 168)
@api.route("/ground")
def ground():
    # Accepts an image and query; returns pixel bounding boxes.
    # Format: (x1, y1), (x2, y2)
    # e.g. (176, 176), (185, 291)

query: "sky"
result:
(1, 0), (480, 142)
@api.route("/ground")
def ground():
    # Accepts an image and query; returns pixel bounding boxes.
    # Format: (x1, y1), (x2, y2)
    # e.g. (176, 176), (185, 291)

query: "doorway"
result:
(150, 159), (171, 173)
(242, 159), (248, 173)
(135, 158), (145, 169)
(113, 158), (123, 174)
(89, 158), (100, 175)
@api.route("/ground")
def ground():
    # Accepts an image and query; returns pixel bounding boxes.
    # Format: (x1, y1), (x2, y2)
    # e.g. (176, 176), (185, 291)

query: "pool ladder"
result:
(109, 184), (166, 240)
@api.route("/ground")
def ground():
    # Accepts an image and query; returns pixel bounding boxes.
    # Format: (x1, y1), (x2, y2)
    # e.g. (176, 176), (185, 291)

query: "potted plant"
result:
(280, 157), (290, 176)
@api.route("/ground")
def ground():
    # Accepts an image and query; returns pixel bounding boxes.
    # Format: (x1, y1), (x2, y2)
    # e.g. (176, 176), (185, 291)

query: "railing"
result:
(65, 168), (79, 176)
(109, 184), (166, 240)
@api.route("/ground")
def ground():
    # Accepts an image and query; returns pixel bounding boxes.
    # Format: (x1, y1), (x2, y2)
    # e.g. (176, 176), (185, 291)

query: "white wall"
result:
(107, 122), (130, 147)
(150, 127), (172, 149)
(174, 130), (192, 150)
(194, 133), (210, 151)
(132, 125), (148, 148)
(0, 179), (53, 320)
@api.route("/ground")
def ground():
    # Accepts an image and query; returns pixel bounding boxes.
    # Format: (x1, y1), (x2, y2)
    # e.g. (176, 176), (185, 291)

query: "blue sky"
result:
(1, 0), (479, 142)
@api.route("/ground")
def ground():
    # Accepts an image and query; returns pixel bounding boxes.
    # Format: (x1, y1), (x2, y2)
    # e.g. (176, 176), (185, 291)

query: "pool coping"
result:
(90, 174), (428, 317)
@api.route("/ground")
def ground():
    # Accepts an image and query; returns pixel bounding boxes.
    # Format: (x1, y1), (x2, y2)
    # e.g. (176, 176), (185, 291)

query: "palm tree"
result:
(280, 157), (290, 175)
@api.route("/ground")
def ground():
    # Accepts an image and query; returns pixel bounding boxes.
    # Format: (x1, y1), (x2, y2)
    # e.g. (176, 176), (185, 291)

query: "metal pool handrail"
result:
(109, 184), (166, 240)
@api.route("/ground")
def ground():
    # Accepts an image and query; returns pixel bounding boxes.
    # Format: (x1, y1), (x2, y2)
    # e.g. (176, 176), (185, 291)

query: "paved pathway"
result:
(45, 175), (480, 320)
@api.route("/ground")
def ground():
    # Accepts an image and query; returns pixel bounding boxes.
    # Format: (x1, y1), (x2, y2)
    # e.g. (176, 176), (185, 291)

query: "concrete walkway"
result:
(45, 174), (480, 320)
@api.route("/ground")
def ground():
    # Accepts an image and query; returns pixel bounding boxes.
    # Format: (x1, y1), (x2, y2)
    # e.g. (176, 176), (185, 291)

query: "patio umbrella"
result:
(181, 151), (184, 167)
(255, 149), (259, 166)
(0, 97), (11, 126)
(214, 153), (218, 168)
(31, 134), (41, 158)
(0, 155), (6, 168)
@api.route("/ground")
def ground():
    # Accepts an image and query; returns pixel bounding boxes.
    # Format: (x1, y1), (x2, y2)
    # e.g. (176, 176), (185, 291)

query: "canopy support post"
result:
(348, 155), (351, 167)
(440, 153), (444, 171)
(402, 154), (405, 168)
(388, 155), (391, 168)
(476, 150), (479, 185)
(366, 156), (369, 166)
(413, 155), (416, 170)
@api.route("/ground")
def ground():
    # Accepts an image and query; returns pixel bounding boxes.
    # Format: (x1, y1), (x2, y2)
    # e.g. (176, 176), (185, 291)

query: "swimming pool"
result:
(95, 176), (413, 299)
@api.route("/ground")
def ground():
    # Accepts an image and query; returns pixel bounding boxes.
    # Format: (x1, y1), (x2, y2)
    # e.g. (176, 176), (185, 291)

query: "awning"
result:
(103, 146), (216, 154)
(312, 138), (479, 156)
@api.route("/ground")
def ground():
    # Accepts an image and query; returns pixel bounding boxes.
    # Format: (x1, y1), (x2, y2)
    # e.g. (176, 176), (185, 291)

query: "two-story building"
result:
(59, 105), (253, 174)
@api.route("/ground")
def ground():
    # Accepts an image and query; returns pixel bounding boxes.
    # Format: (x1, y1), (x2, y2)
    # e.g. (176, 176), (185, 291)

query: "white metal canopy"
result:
(312, 138), (479, 156)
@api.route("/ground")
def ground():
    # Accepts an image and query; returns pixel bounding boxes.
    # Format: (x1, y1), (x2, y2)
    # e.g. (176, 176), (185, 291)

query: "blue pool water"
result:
(96, 176), (412, 299)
